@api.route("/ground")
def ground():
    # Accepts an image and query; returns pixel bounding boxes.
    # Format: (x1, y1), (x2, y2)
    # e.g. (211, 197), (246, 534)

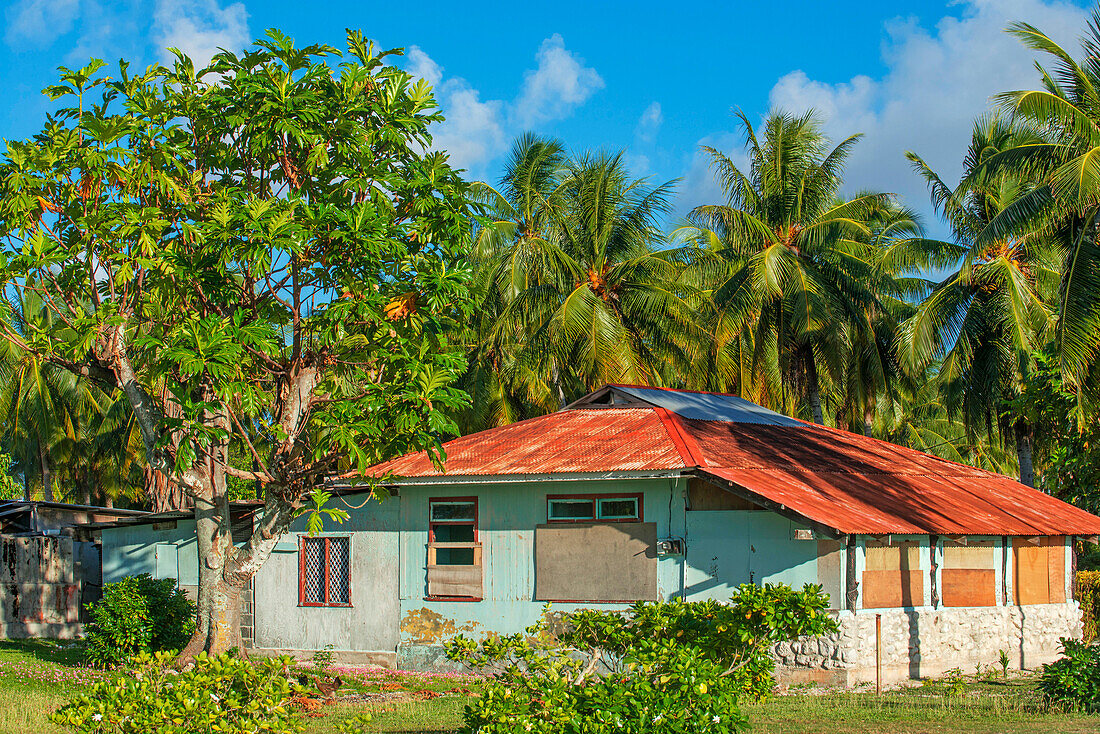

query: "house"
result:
(0, 501), (148, 639)
(97, 385), (1100, 684)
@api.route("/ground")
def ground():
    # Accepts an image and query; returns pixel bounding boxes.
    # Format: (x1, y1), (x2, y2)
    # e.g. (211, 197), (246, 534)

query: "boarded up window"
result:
(535, 522), (657, 602)
(817, 540), (844, 610)
(942, 541), (996, 607)
(1012, 537), (1066, 605)
(862, 540), (923, 608)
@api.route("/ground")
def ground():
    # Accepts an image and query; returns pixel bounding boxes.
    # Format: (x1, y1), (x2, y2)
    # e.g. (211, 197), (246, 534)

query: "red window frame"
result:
(298, 535), (352, 608)
(546, 492), (644, 523)
(427, 497), (480, 602)
(428, 496), (479, 544)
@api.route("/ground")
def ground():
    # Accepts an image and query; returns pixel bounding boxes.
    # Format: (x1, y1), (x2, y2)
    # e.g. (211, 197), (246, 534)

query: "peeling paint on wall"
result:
(400, 607), (480, 644)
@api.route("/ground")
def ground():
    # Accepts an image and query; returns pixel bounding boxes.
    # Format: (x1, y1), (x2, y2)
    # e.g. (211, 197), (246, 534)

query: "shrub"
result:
(1039, 637), (1100, 711)
(1077, 570), (1100, 643)
(445, 583), (837, 734)
(84, 574), (195, 668)
(50, 651), (308, 733)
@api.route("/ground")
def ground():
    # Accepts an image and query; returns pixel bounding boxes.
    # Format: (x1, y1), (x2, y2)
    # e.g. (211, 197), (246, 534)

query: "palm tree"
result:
(902, 116), (1059, 486)
(461, 134), (570, 428)
(979, 10), (1100, 398)
(0, 289), (101, 500)
(471, 138), (700, 416)
(874, 375), (1017, 476)
(681, 111), (897, 424)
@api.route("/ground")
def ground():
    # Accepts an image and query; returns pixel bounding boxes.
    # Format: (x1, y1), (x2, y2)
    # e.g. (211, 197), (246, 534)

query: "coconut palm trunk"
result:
(1014, 419), (1035, 488)
(804, 348), (825, 425)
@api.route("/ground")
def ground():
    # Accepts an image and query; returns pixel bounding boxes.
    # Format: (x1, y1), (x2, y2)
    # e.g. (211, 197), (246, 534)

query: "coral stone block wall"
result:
(774, 603), (1084, 686)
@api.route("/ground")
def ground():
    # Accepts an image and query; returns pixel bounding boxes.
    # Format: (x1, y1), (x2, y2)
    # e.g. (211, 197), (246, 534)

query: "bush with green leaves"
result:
(445, 583), (837, 733)
(83, 574), (195, 668)
(1039, 638), (1100, 712)
(51, 651), (308, 733)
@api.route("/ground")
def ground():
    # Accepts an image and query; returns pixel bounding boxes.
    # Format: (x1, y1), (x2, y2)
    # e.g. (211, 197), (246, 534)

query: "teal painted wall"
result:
(683, 511), (818, 602)
(101, 520), (199, 586)
(98, 476), (824, 657)
(396, 476), (688, 646)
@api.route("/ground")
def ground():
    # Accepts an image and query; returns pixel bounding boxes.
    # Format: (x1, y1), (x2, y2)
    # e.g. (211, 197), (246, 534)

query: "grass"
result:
(0, 640), (1095, 733)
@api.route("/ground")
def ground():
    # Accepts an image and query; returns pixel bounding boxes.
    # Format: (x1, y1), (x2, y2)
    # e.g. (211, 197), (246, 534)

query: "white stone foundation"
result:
(774, 603), (1083, 686)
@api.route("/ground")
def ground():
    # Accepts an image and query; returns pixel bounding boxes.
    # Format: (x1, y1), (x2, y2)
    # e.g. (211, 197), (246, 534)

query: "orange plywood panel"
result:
(1013, 541), (1049, 605)
(942, 569), (996, 607)
(1045, 537), (1066, 603)
(862, 569), (924, 609)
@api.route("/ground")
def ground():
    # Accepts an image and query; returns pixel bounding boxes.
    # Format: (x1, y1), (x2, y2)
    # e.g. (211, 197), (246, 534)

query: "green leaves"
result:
(445, 584), (835, 734)
(51, 652), (308, 733)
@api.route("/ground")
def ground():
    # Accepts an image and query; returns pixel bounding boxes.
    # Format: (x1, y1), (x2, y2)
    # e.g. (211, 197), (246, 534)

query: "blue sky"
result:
(0, 0), (1094, 237)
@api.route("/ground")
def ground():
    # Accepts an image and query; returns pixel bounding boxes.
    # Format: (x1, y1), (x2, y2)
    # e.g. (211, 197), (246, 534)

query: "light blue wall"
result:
(101, 519), (199, 587)
(396, 476), (689, 644)
(98, 477), (824, 657)
(684, 511), (818, 602)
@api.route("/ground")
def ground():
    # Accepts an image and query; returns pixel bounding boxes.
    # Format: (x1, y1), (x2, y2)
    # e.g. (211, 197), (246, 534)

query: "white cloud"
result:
(512, 33), (603, 127)
(405, 35), (603, 176)
(635, 101), (663, 143)
(5, 0), (79, 47)
(152, 0), (249, 68)
(428, 82), (507, 173)
(762, 0), (1089, 228)
(406, 45), (442, 87)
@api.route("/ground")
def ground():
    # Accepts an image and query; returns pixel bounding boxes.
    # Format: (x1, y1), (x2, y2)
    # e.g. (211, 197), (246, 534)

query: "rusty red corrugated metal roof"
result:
(364, 387), (1100, 536)
(368, 408), (686, 477)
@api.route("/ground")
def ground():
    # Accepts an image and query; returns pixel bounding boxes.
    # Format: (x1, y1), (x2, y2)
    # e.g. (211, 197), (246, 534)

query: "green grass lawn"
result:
(0, 640), (1096, 734)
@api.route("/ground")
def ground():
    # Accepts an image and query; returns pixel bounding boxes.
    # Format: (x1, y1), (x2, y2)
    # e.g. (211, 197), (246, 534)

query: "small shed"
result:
(99, 386), (1100, 684)
(0, 501), (148, 639)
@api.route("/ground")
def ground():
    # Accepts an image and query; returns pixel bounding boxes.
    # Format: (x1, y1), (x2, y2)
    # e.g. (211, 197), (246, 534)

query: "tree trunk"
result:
(804, 350), (825, 425)
(551, 360), (567, 410)
(81, 487), (92, 506)
(1015, 419), (1035, 488)
(38, 440), (52, 501)
(178, 404), (249, 660)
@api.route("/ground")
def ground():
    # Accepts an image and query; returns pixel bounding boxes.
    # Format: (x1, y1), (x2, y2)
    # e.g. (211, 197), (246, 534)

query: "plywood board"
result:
(535, 522), (657, 602)
(942, 569), (996, 607)
(426, 564), (482, 599)
(1012, 540), (1048, 605)
(687, 479), (760, 511)
(864, 541), (920, 572)
(1045, 537), (1066, 603)
(861, 569), (924, 608)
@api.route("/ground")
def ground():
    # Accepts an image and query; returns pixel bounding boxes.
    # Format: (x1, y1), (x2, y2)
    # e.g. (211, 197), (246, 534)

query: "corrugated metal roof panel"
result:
(363, 387), (1100, 537)
(368, 408), (686, 477)
(612, 385), (806, 426)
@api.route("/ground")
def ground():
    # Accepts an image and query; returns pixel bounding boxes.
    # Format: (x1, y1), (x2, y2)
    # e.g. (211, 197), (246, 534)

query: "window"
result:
(546, 493), (642, 523)
(299, 536), (351, 607)
(427, 498), (482, 600)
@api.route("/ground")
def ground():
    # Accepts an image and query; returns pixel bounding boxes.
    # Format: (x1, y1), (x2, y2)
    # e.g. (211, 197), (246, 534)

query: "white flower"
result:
(653, 715), (664, 723)
(92, 714), (103, 721)
(712, 715), (721, 723)
(210, 693), (220, 702)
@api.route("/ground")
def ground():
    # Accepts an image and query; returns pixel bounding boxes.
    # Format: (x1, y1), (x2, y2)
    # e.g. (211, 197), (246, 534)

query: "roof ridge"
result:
(653, 407), (707, 468)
